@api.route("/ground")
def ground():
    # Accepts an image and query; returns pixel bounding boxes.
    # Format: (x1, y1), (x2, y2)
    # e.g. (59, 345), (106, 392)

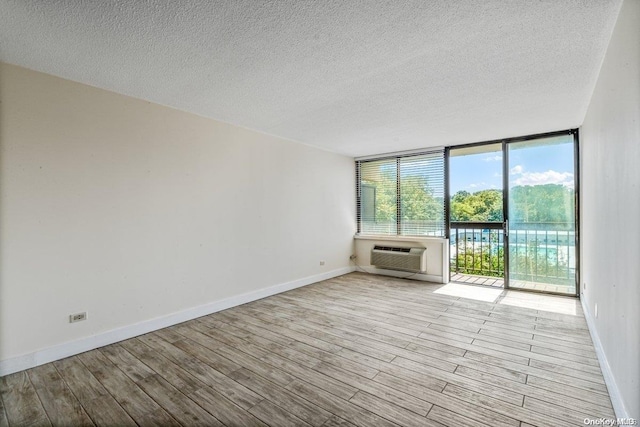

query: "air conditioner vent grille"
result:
(370, 245), (426, 273)
(373, 245), (411, 253)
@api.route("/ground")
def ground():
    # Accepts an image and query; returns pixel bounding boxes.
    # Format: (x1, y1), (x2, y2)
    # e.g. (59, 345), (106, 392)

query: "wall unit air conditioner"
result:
(370, 245), (426, 273)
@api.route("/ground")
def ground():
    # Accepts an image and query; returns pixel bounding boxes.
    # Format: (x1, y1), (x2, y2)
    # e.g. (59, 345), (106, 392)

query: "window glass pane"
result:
(359, 159), (397, 235)
(357, 150), (444, 237)
(507, 135), (576, 294)
(449, 143), (503, 222)
(400, 153), (445, 236)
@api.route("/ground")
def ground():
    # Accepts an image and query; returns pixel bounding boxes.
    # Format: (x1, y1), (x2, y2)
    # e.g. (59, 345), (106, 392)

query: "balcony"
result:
(450, 222), (576, 294)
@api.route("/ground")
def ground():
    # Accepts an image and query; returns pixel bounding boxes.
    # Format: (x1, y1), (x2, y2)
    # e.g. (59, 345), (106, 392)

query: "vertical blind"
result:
(356, 149), (445, 237)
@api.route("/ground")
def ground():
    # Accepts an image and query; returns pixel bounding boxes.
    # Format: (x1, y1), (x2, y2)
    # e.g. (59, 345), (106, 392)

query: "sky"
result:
(449, 138), (575, 195)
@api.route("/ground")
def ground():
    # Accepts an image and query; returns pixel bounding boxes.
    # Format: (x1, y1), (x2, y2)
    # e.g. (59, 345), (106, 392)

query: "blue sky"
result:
(449, 139), (575, 194)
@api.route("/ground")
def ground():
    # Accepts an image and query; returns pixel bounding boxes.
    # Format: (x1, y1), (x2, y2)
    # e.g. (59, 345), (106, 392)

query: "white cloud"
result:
(467, 181), (496, 190)
(483, 155), (502, 162)
(468, 182), (488, 189)
(513, 170), (574, 188)
(510, 165), (524, 175)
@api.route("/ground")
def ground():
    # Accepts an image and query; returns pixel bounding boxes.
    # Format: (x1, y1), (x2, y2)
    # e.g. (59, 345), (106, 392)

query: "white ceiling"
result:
(0, 1), (622, 157)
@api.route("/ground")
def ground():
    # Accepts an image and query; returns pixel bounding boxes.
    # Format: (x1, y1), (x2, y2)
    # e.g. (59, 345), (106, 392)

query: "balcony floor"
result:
(451, 273), (576, 294)
(451, 273), (504, 288)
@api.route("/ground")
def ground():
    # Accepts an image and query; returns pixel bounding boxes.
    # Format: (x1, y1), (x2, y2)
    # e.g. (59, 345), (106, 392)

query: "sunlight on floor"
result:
(434, 282), (579, 315)
(497, 292), (579, 315)
(434, 283), (504, 302)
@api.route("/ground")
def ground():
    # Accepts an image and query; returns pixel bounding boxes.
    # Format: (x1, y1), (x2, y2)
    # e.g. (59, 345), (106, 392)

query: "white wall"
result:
(354, 236), (449, 283)
(580, 0), (639, 419)
(0, 63), (355, 373)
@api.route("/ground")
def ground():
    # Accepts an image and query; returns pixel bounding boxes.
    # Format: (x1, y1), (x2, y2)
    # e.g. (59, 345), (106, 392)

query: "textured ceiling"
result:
(0, 1), (622, 156)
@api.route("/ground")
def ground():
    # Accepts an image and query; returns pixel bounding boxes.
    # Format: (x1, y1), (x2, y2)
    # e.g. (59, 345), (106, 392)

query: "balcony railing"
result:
(450, 222), (575, 285)
(450, 222), (504, 278)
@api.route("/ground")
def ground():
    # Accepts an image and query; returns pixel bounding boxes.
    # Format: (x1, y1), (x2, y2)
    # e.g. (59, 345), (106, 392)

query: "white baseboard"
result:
(580, 295), (629, 419)
(0, 266), (355, 376)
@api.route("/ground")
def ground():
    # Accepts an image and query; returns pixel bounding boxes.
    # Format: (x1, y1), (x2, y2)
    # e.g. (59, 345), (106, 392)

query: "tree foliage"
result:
(364, 173), (442, 222)
(451, 189), (502, 222)
(509, 184), (575, 225)
(450, 184), (574, 225)
(400, 176), (442, 221)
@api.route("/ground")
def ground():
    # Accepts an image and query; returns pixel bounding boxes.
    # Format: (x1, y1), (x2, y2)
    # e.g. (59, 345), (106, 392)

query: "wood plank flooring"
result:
(0, 272), (615, 426)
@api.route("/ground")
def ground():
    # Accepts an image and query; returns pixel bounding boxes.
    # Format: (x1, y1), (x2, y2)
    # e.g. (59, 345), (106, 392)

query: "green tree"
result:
(509, 184), (574, 226)
(451, 189), (502, 222)
(451, 185), (574, 225)
(401, 175), (441, 221)
(362, 169), (441, 229)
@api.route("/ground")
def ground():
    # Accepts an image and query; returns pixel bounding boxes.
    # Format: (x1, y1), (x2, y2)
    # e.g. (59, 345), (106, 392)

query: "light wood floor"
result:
(0, 272), (614, 427)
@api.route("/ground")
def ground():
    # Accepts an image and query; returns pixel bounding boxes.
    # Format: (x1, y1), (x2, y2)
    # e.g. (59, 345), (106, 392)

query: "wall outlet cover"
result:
(69, 312), (88, 323)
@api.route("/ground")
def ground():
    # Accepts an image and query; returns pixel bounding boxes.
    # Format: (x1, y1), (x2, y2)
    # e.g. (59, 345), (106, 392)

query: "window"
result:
(356, 149), (445, 236)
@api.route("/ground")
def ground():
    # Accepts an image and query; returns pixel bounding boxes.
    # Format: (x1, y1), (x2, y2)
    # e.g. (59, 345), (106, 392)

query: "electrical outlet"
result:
(70, 312), (88, 323)
(319, 261), (325, 266)
(594, 304), (598, 319)
(349, 254), (357, 260)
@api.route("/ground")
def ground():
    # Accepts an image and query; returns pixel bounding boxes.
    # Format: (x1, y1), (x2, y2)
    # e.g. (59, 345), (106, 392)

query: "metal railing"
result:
(450, 222), (504, 277)
(508, 226), (576, 286)
(450, 222), (575, 285)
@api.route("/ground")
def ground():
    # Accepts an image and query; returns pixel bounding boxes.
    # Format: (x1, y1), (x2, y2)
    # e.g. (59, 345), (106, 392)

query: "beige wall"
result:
(354, 237), (448, 283)
(580, 0), (639, 419)
(0, 63), (355, 369)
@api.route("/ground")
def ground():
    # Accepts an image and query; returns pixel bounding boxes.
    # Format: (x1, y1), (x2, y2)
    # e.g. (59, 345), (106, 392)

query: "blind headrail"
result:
(355, 146), (444, 162)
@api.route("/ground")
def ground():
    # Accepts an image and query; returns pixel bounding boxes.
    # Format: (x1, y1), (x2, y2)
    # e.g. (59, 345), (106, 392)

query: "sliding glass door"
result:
(448, 130), (579, 295)
(506, 134), (577, 294)
(449, 143), (505, 286)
